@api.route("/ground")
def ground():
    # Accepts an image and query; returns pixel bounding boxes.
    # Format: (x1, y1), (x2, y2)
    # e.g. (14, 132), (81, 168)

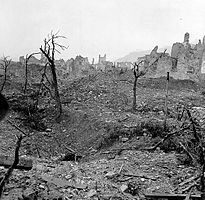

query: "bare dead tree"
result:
(40, 63), (55, 99)
(34, 63), (55, 108)
(0, 56), (11, 92)
(23, 52), (40, 94)
(164, 72), (170, 130)
(132, 60), (146, 110)
(132, 49), (167, 111)
(39, 31), (67, 119)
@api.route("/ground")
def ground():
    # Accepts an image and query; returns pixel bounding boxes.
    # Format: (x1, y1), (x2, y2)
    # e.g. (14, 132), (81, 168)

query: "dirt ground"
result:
(0, 71), (204, 199)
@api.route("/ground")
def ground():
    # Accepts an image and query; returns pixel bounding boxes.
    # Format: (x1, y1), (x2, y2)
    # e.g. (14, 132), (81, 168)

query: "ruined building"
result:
(95, 54), (113, 71)
(116, 62), (132, 70)
(98, 54), (106, 63)
(65, 55), (94, 76)
(142, 33), (205, 82)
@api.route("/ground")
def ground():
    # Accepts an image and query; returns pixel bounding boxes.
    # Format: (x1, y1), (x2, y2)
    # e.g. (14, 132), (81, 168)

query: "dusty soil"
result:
(0, 70), (204, 199)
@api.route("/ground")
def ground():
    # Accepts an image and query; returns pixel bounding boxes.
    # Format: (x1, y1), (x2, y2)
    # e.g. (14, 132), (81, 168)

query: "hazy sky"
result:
(0, 0), (205, 62)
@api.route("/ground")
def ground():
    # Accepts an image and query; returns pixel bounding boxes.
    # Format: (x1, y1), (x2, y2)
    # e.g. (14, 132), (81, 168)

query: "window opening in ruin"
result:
(171, 58), (178, 71)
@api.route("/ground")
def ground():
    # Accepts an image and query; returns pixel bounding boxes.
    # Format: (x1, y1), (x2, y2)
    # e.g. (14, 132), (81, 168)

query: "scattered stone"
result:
(121, 137), (129, 142)
(22, 188), (37, 199)
(47, 191), (63, 200)
(120, 184), (128, 192)
(105, 171), (116, 179)
(39, 184), (45, 189)
(46, 128), (52, 132)
(86, 189), (97, 198)
(65, 174), (73, 179)
(41, 175), (87, 189)
(3, 191), (9, 195)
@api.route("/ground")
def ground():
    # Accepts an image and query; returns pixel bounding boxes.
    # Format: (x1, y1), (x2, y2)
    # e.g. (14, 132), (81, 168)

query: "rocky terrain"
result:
(0, 67), (205, 199)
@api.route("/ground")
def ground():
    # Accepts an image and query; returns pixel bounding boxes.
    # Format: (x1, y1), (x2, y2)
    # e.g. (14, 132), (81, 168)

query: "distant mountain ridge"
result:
(115, 46), (171, 62)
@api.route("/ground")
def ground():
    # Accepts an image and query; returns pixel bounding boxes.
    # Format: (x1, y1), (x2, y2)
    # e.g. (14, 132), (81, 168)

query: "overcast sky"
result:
(0, 0), (205, 62)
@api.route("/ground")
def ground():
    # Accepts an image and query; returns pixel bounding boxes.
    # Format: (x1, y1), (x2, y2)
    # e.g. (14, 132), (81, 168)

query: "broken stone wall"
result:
(144, 33), (205, 82)
(116, 62), (132, 70)
(98, 54), (106, 64)
(65, 55), (94, 77)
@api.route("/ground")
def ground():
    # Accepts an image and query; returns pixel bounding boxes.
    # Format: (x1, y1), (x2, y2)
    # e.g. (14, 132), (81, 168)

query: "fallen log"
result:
(145, 193), (201, 200)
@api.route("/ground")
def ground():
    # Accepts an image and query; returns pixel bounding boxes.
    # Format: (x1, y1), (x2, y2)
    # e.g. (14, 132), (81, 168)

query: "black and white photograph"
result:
(0, 0), (205, 199)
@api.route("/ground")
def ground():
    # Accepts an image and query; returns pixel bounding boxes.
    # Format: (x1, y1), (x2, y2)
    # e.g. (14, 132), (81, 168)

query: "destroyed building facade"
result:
(8, 32), (205, 84)
(142, 33), (205, 82)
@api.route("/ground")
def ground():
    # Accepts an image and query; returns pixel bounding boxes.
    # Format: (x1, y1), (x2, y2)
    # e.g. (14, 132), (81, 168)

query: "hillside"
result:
(115, 46), (171, 62)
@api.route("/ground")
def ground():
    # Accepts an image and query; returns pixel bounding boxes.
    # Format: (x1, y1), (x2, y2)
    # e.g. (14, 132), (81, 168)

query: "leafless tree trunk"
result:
(163, 72), (170, 130)
(36, 63), (54, 106)
(132, 61), (145, 110)
(0, 56), (11, 92)
(23, 53), (40, 94)
(133, 76), (137, 110)
(132, 49), (167, 111)
(39, 32), (67, 119)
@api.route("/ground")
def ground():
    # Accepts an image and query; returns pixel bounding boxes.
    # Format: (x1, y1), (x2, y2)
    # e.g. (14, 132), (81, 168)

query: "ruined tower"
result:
(183, 32), (191, 49)
(92, 58), (95, 65)
(98, 54), (106, 64)
(183, 32), (189, 43)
